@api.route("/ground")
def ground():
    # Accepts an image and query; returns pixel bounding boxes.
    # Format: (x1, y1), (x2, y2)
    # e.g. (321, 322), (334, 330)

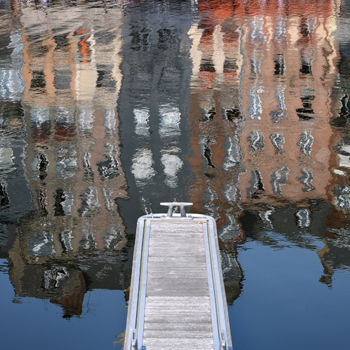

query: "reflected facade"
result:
(185, 0), (349, 291)
(117, 0), (195, 231)
(1, 2), (130, 318)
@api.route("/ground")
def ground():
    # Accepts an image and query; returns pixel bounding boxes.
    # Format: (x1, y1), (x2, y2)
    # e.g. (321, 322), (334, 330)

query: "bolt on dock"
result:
(125, 202), (232, 350)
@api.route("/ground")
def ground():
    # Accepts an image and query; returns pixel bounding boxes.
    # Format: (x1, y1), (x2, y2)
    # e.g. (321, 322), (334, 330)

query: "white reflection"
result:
(134, 108), (150, 137)
(55, 107), (74, 125)
(30, 108), (49, 125)
(28, 232), (55, 257)
(250, 58), (261, 75)
(78, 108), (94, 132)
(259, 208), (275, 229)
(56, 147), (77, 179)
(333, 169), (346, 176)
(61, 190), (73, 216)
(102, 187), (114, 211)
(0, 31), (25, 101)
(332, 185), (350, 210)
(297, 130), (314, 155)
(248, 130), (264, 151)
(79, 229), (96, 250)
(247, 87), (263, 120)
(271, 167), (289, 195)
(299, 168), (314, 192)
(104, 109), (116, 134)
(274, 16), (287, 43)
(0, 148), (15, 173)
(249, 15), (266, 42)
(44, 267), (69, 290)
(270, 133), (285, 152)
(296, 209), (311, 228)
(159, 104), (181, 137)
(222, 135), (242, 171)
(131, 148), (156, 185)
(219, 213), (242, 242)
(79, 187), (100, 217)
(338, 153), (350, 169)
(223, 183), (238, 203)
(104, 227), (122, 249)
(161, 147), (183, 188)
(277, 86), (287, 111)
(247, 170), (264, 199)
(202, 186), (219, 218)
(60, 230), (73, 253)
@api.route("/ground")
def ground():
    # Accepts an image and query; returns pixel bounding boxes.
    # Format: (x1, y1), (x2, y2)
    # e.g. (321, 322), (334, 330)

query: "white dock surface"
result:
(144, 218), (213, 349)
(125, 214), (232, 350)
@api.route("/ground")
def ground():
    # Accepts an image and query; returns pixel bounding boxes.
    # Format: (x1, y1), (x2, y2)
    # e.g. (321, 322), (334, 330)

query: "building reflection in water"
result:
(187, 0), (349, 291)
(0, 0), (349, 322)
(117, 0), (195, 223)
(1, 2), (131, 318)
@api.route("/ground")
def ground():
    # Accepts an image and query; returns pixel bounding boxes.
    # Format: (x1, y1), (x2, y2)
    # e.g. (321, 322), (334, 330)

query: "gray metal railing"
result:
(125, 218), (151, 350)
(206, 217), (233, 350)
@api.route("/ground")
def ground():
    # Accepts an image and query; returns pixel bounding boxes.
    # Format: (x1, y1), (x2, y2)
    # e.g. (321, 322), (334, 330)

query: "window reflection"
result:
(270, 133), (285, 152)
(298, 168), (315, 192)
(131, 148), (156, 186)
(297, 131), (314, 155)
(248, 130), (264, 151)
(271, 167), (289, 195)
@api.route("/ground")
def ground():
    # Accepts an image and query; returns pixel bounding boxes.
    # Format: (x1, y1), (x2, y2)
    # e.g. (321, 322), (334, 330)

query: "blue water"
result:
(230, 241), (350, 350)
(0, 260), (125, 350)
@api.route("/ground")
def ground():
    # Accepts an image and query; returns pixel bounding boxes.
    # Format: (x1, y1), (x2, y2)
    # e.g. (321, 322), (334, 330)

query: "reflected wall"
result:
(1, 2), (131, 318)
(187, 0), (349, 289)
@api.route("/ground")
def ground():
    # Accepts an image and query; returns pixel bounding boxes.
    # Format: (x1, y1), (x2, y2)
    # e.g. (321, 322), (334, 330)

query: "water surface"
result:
(0, 0), (349, 349)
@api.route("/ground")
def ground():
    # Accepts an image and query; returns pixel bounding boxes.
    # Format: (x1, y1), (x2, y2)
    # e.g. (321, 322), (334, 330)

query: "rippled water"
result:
(0, 0), (349, 349)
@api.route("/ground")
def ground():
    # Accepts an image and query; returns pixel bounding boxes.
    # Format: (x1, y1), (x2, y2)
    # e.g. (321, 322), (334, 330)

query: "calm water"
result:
(0, 0), (349, 349)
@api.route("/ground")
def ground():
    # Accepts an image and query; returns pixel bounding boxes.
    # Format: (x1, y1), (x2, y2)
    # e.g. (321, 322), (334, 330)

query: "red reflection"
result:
(197, 0), (332, 18)
(76, 28), (90, 63)
(54, 126), (75, 142)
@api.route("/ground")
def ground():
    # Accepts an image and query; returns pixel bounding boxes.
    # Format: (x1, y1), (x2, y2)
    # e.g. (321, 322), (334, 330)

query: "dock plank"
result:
(143, 337), (214, 350)
(142, 219), (214, 349)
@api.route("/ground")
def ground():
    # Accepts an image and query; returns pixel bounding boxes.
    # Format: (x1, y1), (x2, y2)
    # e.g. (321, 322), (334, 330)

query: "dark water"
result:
(0, 0), (349, 349)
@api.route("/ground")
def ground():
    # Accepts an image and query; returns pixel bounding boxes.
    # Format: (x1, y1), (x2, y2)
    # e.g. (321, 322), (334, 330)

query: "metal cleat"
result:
(160, 202), (193, 217)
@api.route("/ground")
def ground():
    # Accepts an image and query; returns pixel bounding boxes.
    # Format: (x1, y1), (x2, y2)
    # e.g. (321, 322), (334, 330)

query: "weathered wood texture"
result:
(143, 218), (214, 350)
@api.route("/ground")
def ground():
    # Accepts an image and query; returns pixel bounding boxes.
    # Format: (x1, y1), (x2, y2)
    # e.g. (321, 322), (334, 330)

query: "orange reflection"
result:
(189, 0), (339, 219)
(76, 28), (90, 63)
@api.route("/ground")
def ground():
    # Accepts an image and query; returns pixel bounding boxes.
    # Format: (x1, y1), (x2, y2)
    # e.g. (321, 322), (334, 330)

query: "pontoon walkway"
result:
(124, 202), (232, 350)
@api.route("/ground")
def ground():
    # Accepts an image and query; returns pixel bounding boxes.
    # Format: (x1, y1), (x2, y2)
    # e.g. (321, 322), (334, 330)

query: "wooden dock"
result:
(125, 203), (232, 350)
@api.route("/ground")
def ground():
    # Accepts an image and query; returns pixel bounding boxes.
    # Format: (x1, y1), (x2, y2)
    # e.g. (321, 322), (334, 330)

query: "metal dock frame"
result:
(124, 208), (232, 350)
